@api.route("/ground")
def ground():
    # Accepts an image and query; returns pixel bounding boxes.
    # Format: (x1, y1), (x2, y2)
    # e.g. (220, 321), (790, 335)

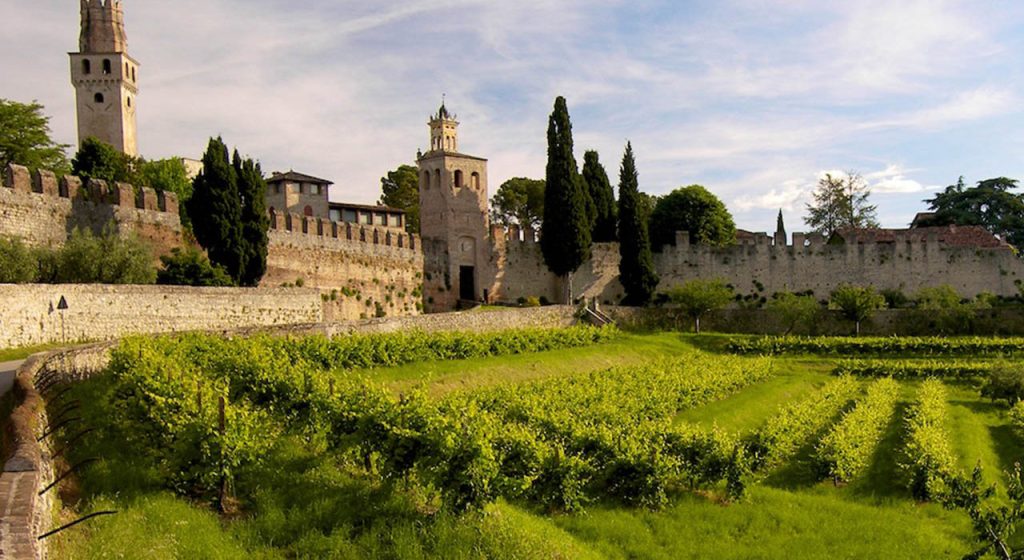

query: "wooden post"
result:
(218, 396), (227, 512)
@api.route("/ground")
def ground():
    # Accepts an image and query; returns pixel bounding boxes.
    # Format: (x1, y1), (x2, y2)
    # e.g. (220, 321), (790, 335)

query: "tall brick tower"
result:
(70, 0), (139, 156)
(417, 102), (491, 311)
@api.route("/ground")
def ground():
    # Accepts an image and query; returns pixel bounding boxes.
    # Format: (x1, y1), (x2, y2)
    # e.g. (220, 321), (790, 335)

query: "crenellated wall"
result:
(0, 163), (182, 255)
(265, 210), (424, 320)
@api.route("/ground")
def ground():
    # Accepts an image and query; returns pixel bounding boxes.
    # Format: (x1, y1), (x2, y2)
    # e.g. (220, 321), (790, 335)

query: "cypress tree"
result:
(582, 150), (617, 242)
(617, 142), (658, 305)
(776, 209), (786, 239)
(540, 96), (592, 302)
(188, 137), (243, 284)
(235, 150), (269, 287)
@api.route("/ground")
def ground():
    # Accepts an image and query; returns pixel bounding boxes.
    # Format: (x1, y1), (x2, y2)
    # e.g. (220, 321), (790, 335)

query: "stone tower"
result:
(417, 103), (491, 311)
(69, 0), (139, 156)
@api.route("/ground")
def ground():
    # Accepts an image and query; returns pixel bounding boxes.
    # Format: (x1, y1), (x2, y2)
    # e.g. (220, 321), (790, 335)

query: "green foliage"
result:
(0, 98), (70, 174)
(730, 335), (1024, 357)
(766, 292), (820, 335)
(157, 246), (234, 287)
(617, 142), (659, 305)
(0, 235), (39, 283)
(72, 136), (132, 184)
(490, 177), (545, 230)
(804, 172), (879, 236)
(234, 151), (269, 286)
(815, 377), (900, 482)
(745, 376), (859, 473)
(137, 157), (193, 228)
(541, 96), (592, 282)
(900, 379), (958, 501)
(829, 285), (885, 335)
(926, 176), (1024, 247)
(649, 185), (737, 250)
(938, 463), (1024, 560)
(379, 164), (420, 233)
(37, 226), (156, 284)
(665, 279), (733, 333)
(776, 209), (786, 238)
(832, 359), (995, 380)
(582, 151), (617, 242)
(1010, 401), (1024, 439)
(981, 365), (1024, 406)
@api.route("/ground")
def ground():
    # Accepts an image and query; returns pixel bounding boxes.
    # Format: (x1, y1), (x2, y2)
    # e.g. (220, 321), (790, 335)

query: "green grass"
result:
(0, 342), (65, 362)
(44, 331), (1024, 558)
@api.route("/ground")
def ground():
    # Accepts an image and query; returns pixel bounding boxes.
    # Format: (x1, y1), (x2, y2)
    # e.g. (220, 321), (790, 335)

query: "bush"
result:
(766, 292), (820, 335)
(829, 285), (885, 336)
(0, 236), (39, 283)
(981, 366), (1024, 406)
(157, 246), (234, 287)
(665, 279), (733, 334)
(30, 226), (156, 284)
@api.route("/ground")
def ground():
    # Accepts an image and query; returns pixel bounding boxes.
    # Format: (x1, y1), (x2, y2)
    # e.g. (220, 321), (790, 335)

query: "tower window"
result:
(127, 97), (132, 107)
(132, 68), (136, 81)
(82, 60), (91, 74)
(434, 169), (441, 190)
(454, 170), (464, 189)
(125, 62), (129, 76)
(471, 172), (480, 189)
(102, 59), (111, 74)
(94, 93), (105, 103)
(422, 171), (430, 190)
(304, 205), (314, 217)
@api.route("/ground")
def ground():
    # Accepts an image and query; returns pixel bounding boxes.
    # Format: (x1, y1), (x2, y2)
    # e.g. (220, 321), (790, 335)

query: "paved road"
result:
(0, 360), (23, 398)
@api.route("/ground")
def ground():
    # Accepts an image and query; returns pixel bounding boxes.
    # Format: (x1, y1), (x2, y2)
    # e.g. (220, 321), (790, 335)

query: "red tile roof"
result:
(833, 226), (1006, 248)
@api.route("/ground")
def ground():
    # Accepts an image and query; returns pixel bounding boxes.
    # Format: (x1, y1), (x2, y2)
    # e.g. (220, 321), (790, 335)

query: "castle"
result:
(3, 0), (1022, 322)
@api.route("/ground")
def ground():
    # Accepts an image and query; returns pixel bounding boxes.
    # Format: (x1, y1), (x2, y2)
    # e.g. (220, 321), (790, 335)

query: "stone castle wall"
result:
(0, 163), (182, 255)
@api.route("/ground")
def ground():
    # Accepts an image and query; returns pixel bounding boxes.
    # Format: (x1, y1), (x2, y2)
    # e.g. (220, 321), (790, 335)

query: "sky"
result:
(3, 0), (1023, 233)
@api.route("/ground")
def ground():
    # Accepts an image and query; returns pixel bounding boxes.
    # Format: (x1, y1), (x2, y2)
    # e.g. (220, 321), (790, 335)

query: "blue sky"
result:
(3, 0), (1023, 233)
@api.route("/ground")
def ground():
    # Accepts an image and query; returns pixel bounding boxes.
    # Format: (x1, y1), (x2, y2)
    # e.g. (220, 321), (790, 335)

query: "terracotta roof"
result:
(328, 201), (406, 215)
(833, 226), (1006, 248)
(267, 171), (333, 185)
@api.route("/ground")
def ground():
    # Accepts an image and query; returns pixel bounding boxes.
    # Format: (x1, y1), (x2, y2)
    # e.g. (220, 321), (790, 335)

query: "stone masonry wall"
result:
(0, 284), (323, 348)
(265, 211), (424, 321)
(0, 163), (182, 255)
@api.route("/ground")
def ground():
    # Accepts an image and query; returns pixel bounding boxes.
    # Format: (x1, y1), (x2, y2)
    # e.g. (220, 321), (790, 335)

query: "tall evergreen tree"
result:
(776, 209), (786, 239)
(234, 150), (269, 287)
(187, 137), (243, 283)
(540, 96), (592, 302)
(583, 150), (617, 242)
(617, 142), (658, 305)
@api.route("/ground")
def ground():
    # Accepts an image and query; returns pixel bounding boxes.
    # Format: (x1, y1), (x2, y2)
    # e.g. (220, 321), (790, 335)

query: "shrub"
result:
(829, 285), (885, 336)
(981, 366), (1024, 406)
(157, 246), (234, 286)
(766, 292), (820, 335)
(664, 279), (733, 334)
(0, 236), (39, 283)
(36, 226), (156, 284)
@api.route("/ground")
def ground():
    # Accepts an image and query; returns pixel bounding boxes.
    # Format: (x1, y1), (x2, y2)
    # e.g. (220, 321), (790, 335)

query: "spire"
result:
(80, 0), (127, 53)
(776, 209), (786, 237)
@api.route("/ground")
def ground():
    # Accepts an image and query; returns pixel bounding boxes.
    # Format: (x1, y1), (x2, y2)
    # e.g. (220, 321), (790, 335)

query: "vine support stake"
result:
(39, 457), (99, 496)
(37, 511), (116, 540)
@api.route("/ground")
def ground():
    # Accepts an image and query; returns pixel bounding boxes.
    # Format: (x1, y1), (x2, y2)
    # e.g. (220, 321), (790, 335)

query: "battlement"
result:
(2, 164), (178, 214)
(268, 208), (419, 253)
(489, 223), (538, 246)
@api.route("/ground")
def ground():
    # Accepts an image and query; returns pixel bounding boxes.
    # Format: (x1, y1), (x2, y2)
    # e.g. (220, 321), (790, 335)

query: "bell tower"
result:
(417, 102), (491, 311)
(70, 0), (139, 156)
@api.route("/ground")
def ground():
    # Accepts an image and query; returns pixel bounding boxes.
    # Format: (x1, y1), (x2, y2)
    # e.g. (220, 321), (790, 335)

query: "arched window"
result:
(471, 172), (480, 190)
(422, 171), (430, 190)
(125, 62), (129, 76)
(433, 169), (441, 190)
(454, 170), (464, 189)
(304, 205), (314, 217)
(126, 96), (132, 107)
(82, 60), (91, 74)
(102, 59), (111, 74)
(94, 93), (105, 103)
(131, 67), (136, 82)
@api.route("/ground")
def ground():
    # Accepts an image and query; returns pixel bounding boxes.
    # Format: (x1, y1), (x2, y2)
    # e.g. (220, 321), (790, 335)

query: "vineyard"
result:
(45, 331), (1024, 559)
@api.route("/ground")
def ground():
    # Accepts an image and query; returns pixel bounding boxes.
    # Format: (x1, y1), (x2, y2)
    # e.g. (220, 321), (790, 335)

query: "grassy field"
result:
(47, 331), (1024, 559)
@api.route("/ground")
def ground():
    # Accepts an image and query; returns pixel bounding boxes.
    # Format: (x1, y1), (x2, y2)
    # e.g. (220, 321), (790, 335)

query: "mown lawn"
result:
(47, 331), (1024, 558)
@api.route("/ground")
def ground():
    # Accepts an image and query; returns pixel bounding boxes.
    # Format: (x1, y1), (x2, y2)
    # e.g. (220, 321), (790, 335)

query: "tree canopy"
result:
(582, 150), (617, 242)
(925, 176), (1024, 247)
(617, 142), (659, 305)
(649, 185), (736, 250)
(829, 284), (885, 336)
(804, 172), (879, 236)
(379, 164), (420, 233)
(540, 96), (592, 292)
(491, 177), (545, 230)
(666, 279), (733, 334)
(72, 137), (132, 183)
(235, 150), (269, 287)
(0, 98), (69, 174)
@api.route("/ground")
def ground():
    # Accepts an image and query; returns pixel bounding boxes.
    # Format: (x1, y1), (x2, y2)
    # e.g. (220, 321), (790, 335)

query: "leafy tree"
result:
(0, 236), (39, 283)
(137, 157), (192, 201)
(72, 136), (133, 184)
(540, 96), (592, 301)
(36, 225), (155, 284)
(981, 367), (1024, 406)
(666, 279), (733, 334)
(617, 142), (659, 305)
(490, 177), (545, 230)
(939, 463), (1024, 560)
(582, 150), (617, 242)
(380, 164), (420, 233)
(157, 246), (233, 287)
(188, 137), (243, 284)
(829, 284), (885, 336)
(925, 177), (1024, 247)
(235, 151), (269, 287)
(766, 292), (820, 335)
(805, 172), (879, 236)
(649, 185), (736, 249)
(0, 98), (69, 174)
